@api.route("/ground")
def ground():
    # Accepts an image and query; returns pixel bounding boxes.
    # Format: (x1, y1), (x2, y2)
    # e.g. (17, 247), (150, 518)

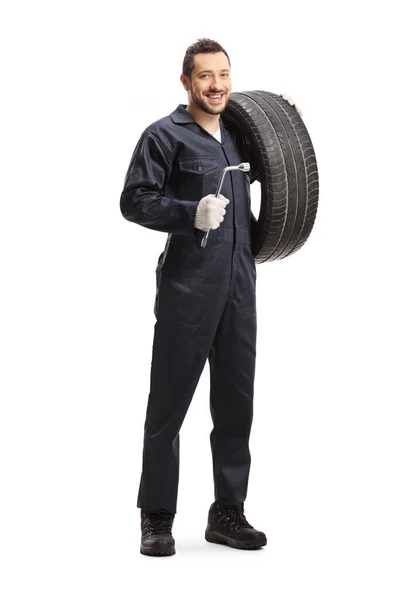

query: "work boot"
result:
(140, 508), (176, 556)
(205, 500), (267, 550)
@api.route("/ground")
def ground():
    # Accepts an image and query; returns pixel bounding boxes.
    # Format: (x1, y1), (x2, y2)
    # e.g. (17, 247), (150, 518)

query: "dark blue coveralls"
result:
(120, 103), (259, 514)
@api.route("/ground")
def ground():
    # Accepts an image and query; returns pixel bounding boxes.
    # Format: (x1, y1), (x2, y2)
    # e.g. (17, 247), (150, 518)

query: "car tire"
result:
(223, 90), (319, 262)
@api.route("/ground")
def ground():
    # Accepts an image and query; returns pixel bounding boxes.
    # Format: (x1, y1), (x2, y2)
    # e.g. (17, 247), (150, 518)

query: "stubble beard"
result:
(190, 81), (229, 116)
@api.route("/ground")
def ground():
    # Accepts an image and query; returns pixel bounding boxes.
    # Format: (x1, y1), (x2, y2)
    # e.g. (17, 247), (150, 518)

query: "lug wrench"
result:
(201, 162), (251, 248)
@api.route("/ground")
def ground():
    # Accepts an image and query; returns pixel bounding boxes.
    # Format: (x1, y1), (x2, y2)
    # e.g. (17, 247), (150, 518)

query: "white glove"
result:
(280, 93), (302, 118)
(194, 193), (229, 231)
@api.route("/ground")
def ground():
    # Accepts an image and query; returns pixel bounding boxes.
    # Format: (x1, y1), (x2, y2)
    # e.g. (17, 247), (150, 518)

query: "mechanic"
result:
(120, 38), (299, 557)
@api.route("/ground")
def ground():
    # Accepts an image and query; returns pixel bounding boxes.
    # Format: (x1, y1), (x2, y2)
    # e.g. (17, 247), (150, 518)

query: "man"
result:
(120, 38), (300, 557)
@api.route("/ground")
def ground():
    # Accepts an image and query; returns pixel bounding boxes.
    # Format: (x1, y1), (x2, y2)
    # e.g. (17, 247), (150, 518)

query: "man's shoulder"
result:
(138, 109), (181, 157)
(141, 110), (177, 141)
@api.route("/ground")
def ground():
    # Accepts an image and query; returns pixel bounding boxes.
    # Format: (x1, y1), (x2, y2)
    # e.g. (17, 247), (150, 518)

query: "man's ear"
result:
(180, 74), (189, 92)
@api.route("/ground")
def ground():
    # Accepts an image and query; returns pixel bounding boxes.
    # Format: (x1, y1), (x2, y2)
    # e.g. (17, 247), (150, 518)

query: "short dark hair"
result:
(182, 38), (230, 80)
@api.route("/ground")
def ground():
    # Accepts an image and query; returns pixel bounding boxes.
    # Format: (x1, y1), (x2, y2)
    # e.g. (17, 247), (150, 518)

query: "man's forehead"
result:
(193, 52), (230, 73)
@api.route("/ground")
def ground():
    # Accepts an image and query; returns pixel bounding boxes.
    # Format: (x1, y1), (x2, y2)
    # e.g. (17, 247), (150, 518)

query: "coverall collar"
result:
(170, 103), (231, 144)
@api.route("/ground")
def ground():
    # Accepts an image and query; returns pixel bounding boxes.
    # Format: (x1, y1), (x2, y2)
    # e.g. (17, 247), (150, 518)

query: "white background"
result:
(1, 0), (399, 598)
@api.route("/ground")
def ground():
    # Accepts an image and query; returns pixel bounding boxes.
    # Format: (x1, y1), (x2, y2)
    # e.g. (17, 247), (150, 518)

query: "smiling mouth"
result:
(205, 93), (225, 102)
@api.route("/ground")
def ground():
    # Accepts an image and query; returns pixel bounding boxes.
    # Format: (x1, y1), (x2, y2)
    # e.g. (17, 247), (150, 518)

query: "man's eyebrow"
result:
(197, 69), (230, 75)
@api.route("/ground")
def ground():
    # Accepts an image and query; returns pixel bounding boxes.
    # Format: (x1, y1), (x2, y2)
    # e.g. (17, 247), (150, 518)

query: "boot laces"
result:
(217, 502), (251, 531)
(145, 510), (174, 534)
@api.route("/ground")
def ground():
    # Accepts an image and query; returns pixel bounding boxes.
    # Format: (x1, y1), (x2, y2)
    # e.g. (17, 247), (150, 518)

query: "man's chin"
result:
(201, 101), (228, 115)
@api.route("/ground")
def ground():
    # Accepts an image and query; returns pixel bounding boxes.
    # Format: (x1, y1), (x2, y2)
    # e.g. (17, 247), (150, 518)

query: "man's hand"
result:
(194, 194), (229, 231)
(280, 93), (302, 118)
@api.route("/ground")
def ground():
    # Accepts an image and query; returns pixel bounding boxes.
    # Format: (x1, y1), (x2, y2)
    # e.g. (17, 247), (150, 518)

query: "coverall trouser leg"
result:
(136, 244), (257, 514)
(208, 293), (256, 507)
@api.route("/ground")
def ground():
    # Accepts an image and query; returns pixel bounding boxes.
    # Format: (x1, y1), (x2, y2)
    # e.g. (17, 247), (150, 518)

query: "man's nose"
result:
(210, 77), (224, 89)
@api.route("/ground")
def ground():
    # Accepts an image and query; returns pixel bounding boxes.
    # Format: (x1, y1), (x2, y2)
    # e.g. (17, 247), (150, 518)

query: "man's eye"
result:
(200, 73), (229, 78)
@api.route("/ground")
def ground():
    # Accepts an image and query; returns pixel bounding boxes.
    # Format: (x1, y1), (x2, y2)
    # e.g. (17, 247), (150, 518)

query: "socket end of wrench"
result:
(201, 230), (209, 248)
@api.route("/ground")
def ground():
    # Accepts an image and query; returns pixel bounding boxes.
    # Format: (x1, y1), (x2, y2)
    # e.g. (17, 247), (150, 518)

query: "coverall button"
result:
(198, 166), (203, 172)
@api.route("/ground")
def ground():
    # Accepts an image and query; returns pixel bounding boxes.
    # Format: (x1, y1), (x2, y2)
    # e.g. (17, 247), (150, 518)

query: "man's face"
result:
(184, 52), (232, 115)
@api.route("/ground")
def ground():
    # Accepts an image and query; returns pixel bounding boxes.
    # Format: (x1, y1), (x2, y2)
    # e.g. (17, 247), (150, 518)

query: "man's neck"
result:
(185, 104), (220, 134)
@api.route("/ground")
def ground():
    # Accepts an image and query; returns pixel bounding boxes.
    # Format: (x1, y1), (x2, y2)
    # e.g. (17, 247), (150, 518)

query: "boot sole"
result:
(140, 544), (176, 557)
(205, 529), (267, 550)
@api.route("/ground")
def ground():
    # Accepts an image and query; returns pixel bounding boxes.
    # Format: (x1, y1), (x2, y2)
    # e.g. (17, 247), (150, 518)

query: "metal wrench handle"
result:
(200, 170), (227, 248)
(200, 162), (250, 248)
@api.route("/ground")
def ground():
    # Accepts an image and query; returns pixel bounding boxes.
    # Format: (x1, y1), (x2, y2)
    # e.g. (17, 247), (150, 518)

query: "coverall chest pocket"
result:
(177, 155), (218, 200)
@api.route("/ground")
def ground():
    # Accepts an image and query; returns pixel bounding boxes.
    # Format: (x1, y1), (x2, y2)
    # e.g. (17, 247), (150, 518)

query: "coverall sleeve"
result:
(120, 132), (199, 236)
(249, 148), (260, 185)
(244, 135), (260, 184)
